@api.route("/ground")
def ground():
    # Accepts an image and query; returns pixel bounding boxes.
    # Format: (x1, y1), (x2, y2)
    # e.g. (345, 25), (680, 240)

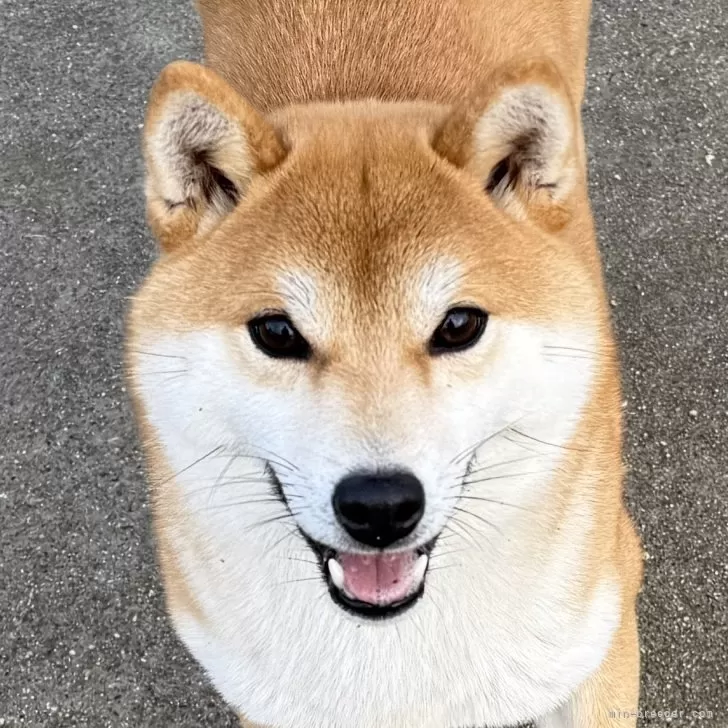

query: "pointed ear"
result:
(433, 60), (579, 230)
(143, 61), (286, 252)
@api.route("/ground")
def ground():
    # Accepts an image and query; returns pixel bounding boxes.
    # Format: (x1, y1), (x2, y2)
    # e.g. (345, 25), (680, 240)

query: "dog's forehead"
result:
(268, 105), (467, 235)
(275, 255), (463, 341)
(249, 128), (476, 335)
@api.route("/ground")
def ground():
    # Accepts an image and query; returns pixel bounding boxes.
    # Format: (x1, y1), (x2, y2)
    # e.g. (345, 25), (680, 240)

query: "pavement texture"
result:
(1, 0), (726, 726)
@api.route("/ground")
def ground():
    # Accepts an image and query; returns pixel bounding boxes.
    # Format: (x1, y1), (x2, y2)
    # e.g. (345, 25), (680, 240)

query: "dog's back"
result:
(197, 0), (592, 109)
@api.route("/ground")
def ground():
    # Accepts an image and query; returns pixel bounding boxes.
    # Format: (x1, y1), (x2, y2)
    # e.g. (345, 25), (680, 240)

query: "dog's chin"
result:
(302, 534), (436, 619)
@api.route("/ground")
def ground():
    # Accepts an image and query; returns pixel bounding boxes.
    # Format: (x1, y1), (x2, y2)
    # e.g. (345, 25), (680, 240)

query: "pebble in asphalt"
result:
(1, 0), (726, 726)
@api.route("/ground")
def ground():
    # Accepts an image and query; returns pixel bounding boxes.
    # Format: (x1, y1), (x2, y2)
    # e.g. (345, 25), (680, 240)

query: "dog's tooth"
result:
(413, 554), (429, 584)
(327, 559), (345, 590)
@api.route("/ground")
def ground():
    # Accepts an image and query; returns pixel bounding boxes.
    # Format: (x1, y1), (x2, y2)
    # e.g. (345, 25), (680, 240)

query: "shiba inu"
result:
(125, 0), (644, 726)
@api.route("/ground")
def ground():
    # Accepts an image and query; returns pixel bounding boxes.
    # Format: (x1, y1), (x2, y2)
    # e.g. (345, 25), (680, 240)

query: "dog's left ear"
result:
(434, 60), (579, 230)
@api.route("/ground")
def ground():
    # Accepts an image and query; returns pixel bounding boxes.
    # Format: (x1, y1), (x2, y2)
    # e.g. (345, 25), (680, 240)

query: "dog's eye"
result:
(429, 307), (488, 354)
(248, 315), (311, 360)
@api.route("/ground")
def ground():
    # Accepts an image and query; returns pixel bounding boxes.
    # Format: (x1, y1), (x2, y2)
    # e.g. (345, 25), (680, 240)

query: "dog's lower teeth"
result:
(413, 554), (429, 584)
(327, 558), (345, 590)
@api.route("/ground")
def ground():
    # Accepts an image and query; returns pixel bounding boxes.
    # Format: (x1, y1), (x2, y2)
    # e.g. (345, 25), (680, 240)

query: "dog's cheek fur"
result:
(127, 319), (610, 719)
(128, 323), (620, 728)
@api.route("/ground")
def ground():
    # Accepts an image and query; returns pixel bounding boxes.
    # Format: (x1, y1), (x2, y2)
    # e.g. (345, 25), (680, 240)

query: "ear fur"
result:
(434, 60), (579, 230)
(143, 61), (286, 251)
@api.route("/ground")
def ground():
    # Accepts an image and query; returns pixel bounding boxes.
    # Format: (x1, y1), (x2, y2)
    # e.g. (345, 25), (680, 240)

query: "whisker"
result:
(186, 478), (270, 496)
(184, 472), (266, 483)
(140, 369), (190, 376)
(185, 481), (274, 500)
(447, 494), (535, 513)
(186, 477), (306, 498)
(159, 373), (188, 384)
(434, 531), (457, 543)
(446, 516), (486, 552)
(203, 496), (289, 512)
(463, 454), (542, 478)
(452, 506), (503, 537)
(243, 447), (299, 472)
(274, 488), (305, 499)
(427, 564), (461, 573)
(428, 548), (468, 560)
(268, 525), (305, 552)
(449, 414), (527, 467)
(187, 484), (275, 500)
(182, 468), (303, 485)
(159, 445), (225, 486)
(207, 455), (237, 506)
(227, 453), (294, 475)
(461, 469), (554, 488)
(440, 521), (470, 548)
(500, 435), (545, 456)
(445, 464), (547, 491)
(278, 556), (319, 566)
(508, 428), (588, 453)
(131, 350), (187, 360)
(544, 345), (598, 355)
(243, 510), (301, 532)
(273, 576), (323, 586)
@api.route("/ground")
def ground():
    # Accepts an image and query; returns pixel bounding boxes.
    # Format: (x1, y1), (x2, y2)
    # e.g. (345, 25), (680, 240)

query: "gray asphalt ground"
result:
(1, 0), (726, 726)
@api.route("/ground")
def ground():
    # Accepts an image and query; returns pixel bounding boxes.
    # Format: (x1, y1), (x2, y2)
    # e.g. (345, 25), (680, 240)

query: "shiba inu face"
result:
(128, 61), (607, 622)
(125, 0), (646, 719)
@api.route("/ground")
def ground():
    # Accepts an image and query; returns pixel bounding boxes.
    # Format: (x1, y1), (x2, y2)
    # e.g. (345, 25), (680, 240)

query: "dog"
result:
(125, 0), (644, 725)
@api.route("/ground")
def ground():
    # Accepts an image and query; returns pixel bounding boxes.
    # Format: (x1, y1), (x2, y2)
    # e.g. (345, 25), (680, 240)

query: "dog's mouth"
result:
(304, 536), (434, 618)
(267, 465), (434, 618)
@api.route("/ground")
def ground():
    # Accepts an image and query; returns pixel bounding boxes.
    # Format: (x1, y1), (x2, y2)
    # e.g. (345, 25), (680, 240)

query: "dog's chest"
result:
(169, 525), (620, 728)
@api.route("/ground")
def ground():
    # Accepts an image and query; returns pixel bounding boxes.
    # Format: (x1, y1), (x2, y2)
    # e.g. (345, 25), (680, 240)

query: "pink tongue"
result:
(338, 551), (417, 605)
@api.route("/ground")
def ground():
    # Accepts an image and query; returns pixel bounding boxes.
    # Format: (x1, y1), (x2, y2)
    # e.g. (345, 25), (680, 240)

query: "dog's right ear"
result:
(143, 61), (286, 252)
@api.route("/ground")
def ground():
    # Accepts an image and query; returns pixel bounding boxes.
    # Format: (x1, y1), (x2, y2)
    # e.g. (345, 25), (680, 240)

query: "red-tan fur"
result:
(126, 1), (643, 726)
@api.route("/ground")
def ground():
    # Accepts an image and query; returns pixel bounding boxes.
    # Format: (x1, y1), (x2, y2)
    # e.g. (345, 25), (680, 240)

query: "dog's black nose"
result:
(332, 471), (425, 548)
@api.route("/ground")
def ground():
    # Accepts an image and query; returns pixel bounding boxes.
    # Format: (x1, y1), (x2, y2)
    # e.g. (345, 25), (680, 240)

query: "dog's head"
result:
(128, 61), (612, 619)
